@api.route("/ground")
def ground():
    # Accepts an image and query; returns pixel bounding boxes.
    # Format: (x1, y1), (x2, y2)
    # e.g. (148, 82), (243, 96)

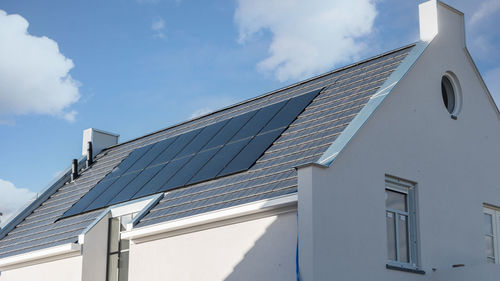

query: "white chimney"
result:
(82, 128), (119, 158)
(419, 0), (438, 42)
(419, 0), (466, 46)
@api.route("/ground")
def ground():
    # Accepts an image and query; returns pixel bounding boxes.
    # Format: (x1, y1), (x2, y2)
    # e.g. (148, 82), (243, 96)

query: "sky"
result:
(0, 0), (499, 225)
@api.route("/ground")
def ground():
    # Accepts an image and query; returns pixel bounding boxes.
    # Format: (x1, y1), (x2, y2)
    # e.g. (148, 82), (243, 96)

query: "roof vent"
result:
(71, 159), (78, 181)
(82, 128), (119, 159)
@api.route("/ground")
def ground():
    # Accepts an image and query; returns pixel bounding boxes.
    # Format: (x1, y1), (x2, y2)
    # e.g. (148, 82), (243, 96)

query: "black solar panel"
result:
(61, 88), (321, 218)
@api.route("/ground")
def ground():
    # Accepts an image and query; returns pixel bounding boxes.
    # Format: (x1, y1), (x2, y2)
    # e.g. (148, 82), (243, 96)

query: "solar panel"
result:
(62, 88), (321, 218)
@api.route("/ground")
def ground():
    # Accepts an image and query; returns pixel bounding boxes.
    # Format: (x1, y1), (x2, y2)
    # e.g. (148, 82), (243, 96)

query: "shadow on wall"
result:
(224, 211), (297, 281)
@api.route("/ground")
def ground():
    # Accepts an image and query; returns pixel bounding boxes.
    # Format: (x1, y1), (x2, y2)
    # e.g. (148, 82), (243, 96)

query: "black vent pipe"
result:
(86, 141), (93, 168)
(71, 159), (78, 181)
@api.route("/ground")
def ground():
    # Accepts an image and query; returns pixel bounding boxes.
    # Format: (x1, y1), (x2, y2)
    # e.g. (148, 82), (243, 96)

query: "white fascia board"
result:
(121, 193), (298, 241)
(0, 243), (81, 271)
(317, 41), (430, 167)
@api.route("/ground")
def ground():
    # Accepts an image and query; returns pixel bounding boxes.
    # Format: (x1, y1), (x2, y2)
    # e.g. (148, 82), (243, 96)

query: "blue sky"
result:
(0, 0), (499, 222)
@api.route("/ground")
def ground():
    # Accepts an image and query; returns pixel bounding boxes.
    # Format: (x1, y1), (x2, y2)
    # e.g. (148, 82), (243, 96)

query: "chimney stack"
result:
(82, 128), (119, 159)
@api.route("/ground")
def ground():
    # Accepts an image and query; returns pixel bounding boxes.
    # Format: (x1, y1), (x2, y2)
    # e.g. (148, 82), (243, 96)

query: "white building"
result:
(0, 1), (499, 280)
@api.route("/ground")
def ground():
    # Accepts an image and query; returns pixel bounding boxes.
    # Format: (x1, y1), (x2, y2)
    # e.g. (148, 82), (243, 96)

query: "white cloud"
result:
(152, 18), (166, 39)
(484, 66), (500, 105)
(469, 0), (500, 26)
(234, 0), (377, 82)
(0, 179), (36, 227)
(0, 10), (80, 122)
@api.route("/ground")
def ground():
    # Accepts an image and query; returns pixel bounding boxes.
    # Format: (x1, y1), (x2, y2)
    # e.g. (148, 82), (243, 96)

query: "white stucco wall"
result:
(82, 213), (109, 281)
(128, 211), (297, 281)
(298, 3), (500, 281)
(0, 255), (82, 281)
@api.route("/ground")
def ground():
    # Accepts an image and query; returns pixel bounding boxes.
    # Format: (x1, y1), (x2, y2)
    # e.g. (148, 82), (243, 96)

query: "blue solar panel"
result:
(231, 101), (286, 140)
(187, 139), (251, 185)
(219, 129), (284, 177)
(175, 121), (226, 158)
(131, 155), (193, 199)
(202, 110), (256, 149)
(61, 88), (321, 218)
(107, 165), (163, 205)
(126, 138), (175, 172)
(84, 170), (141, 211)
(150, 129), (200, 166)
(106, 145), (152, 179)
(162, 148), (220, 190)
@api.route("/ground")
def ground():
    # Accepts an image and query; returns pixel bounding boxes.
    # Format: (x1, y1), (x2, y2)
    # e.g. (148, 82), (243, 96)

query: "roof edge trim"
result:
(317, 41), (430, 167)
(0, 156), (88, 240)
(121, 193), (297, 242)
(0, 243), (81, 271)
(463, 47), (500, 120)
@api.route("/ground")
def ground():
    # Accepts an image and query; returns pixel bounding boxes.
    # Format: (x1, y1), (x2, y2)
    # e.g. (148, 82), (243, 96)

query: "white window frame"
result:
(385, 176), (419, 270)
(483, 206), (500, 264)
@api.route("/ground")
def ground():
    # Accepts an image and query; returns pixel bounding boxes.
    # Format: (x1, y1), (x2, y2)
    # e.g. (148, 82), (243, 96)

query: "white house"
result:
(0, 1), (499, 280)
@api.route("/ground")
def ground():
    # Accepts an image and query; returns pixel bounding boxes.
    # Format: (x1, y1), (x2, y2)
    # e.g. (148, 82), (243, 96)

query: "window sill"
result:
(386, 264), (425, 275)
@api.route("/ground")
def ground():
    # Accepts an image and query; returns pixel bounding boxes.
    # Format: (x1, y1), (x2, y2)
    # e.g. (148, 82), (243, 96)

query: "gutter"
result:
(0, 243), (81, 271)
(121, 193), (298, 241)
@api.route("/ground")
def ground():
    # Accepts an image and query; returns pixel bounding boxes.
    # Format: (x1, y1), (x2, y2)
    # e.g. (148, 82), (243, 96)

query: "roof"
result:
(0, 43), (415, 259)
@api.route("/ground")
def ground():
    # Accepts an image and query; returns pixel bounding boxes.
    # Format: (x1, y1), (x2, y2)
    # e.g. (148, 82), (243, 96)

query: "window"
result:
(440, 72), (462, 118)
(385, 176), (418, 269)
(441, 76), (455, 114)
(483, 207), (500, 264)
(107, 213), (137, 281)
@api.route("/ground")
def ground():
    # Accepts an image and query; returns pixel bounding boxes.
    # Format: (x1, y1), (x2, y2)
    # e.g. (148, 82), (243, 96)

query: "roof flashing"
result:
(316, 41), (430, 167)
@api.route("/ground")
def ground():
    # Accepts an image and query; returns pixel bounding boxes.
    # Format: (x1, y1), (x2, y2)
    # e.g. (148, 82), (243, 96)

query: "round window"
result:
(441, 76), (456, 114)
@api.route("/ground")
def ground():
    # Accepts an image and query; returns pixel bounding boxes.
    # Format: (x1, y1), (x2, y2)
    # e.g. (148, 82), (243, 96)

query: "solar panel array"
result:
(62, 89), (321, 218)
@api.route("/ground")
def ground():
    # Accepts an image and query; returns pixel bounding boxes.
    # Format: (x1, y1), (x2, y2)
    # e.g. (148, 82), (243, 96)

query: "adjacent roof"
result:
(0, 43), (415, 259)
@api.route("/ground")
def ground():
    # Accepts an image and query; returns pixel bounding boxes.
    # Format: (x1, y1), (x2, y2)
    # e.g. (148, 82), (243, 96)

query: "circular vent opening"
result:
(441, 75), (456, 114)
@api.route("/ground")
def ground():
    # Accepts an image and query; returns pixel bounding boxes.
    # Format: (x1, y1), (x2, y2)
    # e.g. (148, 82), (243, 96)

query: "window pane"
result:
(108, 218), (120, 253)
(386, 211), (396, 261)
(118, 251), (129, 281)
(484, 213), (493, 235)
(107, 253), (119, 281)
(385, 190), (407, 212)
(398, 214), (409, 263)
(485, 235), (495, 258)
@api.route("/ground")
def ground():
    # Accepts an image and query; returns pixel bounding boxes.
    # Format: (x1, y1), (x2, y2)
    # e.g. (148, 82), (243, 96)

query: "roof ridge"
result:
(101, 42), (417, 153)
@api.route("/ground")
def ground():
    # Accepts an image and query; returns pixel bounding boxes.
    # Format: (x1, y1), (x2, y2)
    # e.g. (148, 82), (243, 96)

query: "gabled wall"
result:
(298, 2), (500, 281)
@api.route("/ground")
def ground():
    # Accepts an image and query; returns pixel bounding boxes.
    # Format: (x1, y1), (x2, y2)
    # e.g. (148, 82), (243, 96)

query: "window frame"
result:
(483, 206), (500, 264)
(385, 176), (419, 270)
(106, 212), (138, 281)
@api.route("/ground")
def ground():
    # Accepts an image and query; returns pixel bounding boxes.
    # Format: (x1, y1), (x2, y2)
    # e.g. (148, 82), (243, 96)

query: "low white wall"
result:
(0, 255), (82, 281)
(128, 211), (297, 281)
